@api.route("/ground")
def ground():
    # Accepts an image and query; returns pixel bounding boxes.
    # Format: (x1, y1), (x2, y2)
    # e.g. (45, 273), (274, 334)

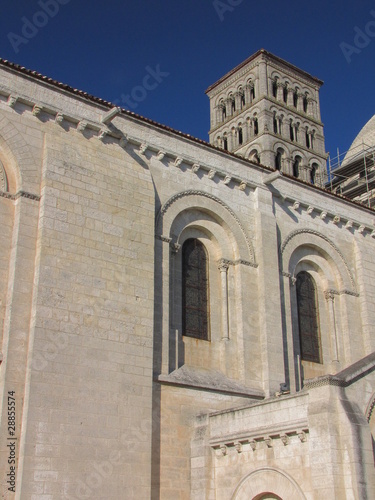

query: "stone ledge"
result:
(157, 365), (264, 399)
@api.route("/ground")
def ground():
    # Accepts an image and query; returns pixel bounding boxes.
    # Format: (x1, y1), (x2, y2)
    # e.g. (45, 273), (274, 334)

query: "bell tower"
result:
(205, 49), (327, 186)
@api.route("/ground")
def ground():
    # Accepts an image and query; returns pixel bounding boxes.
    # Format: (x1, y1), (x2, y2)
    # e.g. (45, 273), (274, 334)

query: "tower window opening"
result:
(310, 164), (317, 184)
(283, 86), (288, 103)
(272, 80), (277, 98)
(251, 86), (255, 100)
(306, 132), (310, 149)
(275, 149), (283, 170)
(273, 114), (278, 134)
(293, 91), (298, 108)
(293, 156), (301, 178)
(223, 136), (228, 150)
(303, 95), (308, 113)
(254, 118), (259, 135)
(238, 127), (243, 145)
(290, 124), (294, 141)
(231, 99), (236, 113)
(241, 93), (245, 108)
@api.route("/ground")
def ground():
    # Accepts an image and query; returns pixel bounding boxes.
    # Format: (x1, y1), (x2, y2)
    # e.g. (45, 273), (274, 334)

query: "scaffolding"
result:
(327, 141), (375, 208)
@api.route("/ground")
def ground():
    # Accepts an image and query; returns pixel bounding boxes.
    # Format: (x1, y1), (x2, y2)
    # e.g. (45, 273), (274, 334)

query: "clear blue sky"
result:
(1, 0), (375, 165)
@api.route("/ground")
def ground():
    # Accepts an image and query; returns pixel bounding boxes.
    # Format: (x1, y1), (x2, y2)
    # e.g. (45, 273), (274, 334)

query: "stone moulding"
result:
(210, 424), (309, 453)
(0, 190), (40, 201)
(304, 351), (375, 390)
(284, 197), (374, 236)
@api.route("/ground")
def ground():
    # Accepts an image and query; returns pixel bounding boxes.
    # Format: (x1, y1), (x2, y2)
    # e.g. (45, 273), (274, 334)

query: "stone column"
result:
(277, 83), (284, 101)
(287, 88), (294, 107)
(297, 93), (304, 112)
(325, 291), (339, 362)
(244, 84), (252, 105)
(218, 259), (230, 341)
(235, 91), (242, 111)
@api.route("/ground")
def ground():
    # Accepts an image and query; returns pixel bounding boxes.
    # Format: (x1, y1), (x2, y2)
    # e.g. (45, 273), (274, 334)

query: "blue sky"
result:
(1, 0), (375, 167)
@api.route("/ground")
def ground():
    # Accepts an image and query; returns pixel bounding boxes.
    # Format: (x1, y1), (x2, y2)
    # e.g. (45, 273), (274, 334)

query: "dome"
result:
(342, 114), (375, 166)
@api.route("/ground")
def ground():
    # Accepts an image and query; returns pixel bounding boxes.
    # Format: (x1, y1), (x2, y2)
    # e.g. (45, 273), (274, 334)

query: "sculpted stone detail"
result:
(77, 120), (88, 133)
(208, 169), (216, 179)
(157, 151), (166, 161)
(139, 143), (148, 155)
(0, 190), (40, 201)
(192, 163), (200, 173)
(158, 190), (256, 264)
(280, 228), (356, 291)
(7, 95), (17, 107)
(55, 112), (64, 124)
(239, 181), (247, 191)
(32, 105), (42, 117)
(366, 393), (375, 423)
(223, 175), (231, 185)
(174, 157), (183, 168)
(119, 136), (128, 148)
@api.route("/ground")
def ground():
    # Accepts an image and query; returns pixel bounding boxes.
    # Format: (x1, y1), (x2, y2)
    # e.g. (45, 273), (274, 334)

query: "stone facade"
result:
(0, 52), (374, 499)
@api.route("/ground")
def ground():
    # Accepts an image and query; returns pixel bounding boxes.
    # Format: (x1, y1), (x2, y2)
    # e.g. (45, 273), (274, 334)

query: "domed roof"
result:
(342, 114), (375, 166)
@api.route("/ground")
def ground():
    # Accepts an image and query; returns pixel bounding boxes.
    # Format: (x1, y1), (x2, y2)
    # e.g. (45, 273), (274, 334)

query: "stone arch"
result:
(280, 228), (356, 293)
(231, 467), (306, 500)
(157, 190), (255, 265)
(366, 392), (375, 424)
(0, 115), (40, 193)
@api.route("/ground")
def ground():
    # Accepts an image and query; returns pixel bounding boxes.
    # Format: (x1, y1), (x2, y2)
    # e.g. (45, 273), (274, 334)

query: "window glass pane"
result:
(296, 272), (321, 363)
(182, 239), (210, 340)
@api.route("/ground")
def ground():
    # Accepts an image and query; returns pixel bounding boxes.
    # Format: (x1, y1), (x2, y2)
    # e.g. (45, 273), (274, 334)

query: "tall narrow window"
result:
(296, 272), (321, 363)
(254, 117), (259, 135)
(303, 95), (308, 113)
(283, 86), (288, 103)
(238, 127), (243, 145)
(182, 239), (210, 340)
(223, 136), (228, 150)
(293, 156), (301, 177)
(273, 113), (278, 134)
(290, 123), (294, 141)
(306, 131), (310, 149)
(272, 80), (277, 98)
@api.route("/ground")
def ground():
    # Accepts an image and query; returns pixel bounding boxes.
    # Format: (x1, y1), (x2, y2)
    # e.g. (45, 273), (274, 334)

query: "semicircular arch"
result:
(280, 228), (356, 293)
(156, 190), (256, 265)
(231, 467), (306, 500)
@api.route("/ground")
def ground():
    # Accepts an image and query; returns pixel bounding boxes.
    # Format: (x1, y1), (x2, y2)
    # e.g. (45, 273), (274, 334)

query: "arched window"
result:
(249, 149), (260, 164)
(223, 136), (228, 151)
(182, 239), (210, 341)
(272, 79), (278, 98)
(283, 86), (288, 103)
(305, 130), (310, 149)
(311, 163), (318, 184)
(293, 156), (301, 178)
(275, 148), (284, 170)
(303, 94), (308, 113)
(254, 117), (259, 135)
(296, 271), (321, 363)
(238, 127), (243, 145)
(289, 123), (294, 141)
(293, 90), (298, 108)
(273, 113), (278, 134)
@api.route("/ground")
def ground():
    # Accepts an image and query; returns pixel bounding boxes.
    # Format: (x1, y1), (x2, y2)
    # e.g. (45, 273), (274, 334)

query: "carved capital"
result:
(218, 259), (230, 272)
(171, 243), (181, 254)
(324, 290), (336, 301)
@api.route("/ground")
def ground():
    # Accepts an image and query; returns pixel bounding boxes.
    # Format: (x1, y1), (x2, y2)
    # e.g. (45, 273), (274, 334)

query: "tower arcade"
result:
(206, 49), (328, 186)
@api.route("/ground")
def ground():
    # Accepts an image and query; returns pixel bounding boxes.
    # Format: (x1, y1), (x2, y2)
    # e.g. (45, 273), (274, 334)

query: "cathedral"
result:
(0, 48), (375, 499)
